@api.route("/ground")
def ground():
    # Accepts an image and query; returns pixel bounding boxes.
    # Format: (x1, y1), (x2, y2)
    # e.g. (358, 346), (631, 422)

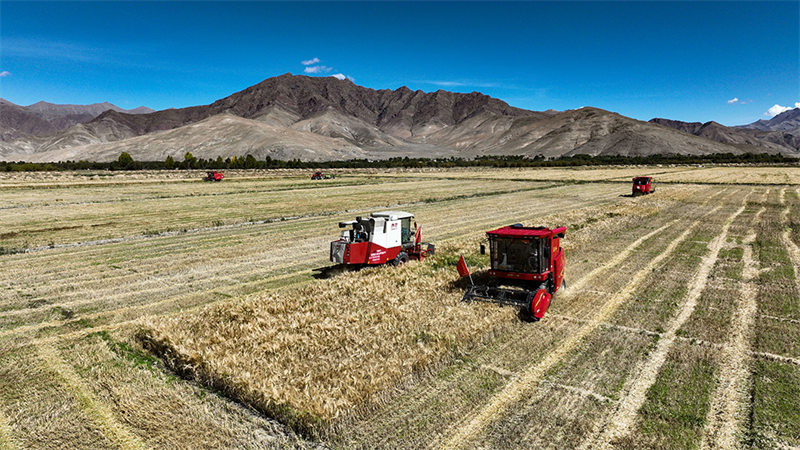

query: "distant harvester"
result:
(632, 176), (655, 196)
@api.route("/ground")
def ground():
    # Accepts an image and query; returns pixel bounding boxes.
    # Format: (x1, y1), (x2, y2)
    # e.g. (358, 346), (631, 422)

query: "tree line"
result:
(1, 151), (797, 172)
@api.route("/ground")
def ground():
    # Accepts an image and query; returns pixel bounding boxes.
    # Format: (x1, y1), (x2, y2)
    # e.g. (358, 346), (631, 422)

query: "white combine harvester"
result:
(329, 211), (435, 267)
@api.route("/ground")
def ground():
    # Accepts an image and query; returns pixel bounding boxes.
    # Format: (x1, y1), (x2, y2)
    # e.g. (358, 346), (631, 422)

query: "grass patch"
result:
(747, 359), (800, 447)
(627, 344), (717, 449)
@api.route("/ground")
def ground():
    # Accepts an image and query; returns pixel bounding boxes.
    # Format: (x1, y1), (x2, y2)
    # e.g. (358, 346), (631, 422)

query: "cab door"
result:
(400, 217), (413, 246)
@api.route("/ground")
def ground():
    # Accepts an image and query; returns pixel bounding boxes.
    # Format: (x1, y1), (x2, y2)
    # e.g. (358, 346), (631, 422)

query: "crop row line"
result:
(589, 193), (749, 448)
(35, 343), (150, 450)
(440, 195), (731, 448)
(0, 178), (399, 210)
(12, 183), (564, 254)
(1, 188), (618, 321)
(700, 203), (764, 449)
(547, 312), (800, 369)
(0, 183), (629, 275)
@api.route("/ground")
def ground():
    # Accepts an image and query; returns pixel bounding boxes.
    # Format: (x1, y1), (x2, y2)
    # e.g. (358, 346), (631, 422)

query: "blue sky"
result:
(1, 1), (797, 126)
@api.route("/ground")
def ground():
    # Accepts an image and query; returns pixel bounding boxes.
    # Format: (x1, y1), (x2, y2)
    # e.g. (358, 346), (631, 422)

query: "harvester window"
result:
(635, 178), (649, 185)
(401, 218), (412, 244)
(352, 219), (373, 242)
(491, 237), (541, 273)
(542, 238), (551, 269)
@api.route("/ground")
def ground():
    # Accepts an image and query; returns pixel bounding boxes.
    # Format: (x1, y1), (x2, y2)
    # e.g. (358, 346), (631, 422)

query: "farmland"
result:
(1, 166), (799, 449)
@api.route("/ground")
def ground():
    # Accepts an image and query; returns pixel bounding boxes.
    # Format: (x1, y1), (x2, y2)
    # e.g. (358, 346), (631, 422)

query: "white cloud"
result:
(765, 102), (800, 117)
(304, 65), (331, 74)
(330, 73), (354, 82)
(727, 97), (739, 104)
(0, 71), (10, 77)
(301, 57), (320, 66)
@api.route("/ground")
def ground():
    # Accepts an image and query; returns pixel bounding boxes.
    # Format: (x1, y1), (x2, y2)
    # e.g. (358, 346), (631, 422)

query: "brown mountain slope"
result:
(10, 107), (791, 163)
(0, 99), (59, 141)
(491, 108), (778, 157)
(12, 114), (381, 162)
(4, 74), (537, 155)
(649, 118), (799, 152)
(743, 108), (800, 133)
(24, 101), (154, 130)
(0, 99), (154, 143)
(3, 74), (798, 161)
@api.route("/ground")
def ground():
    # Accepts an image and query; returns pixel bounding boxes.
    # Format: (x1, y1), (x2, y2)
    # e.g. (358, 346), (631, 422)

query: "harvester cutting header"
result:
(458, 224), (566, 320)
(330, 211), (435, 267)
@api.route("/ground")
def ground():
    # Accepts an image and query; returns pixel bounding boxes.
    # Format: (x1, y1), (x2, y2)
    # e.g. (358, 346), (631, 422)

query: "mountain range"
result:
(0, 99), (153, 144)
(2, 74), (798, 162)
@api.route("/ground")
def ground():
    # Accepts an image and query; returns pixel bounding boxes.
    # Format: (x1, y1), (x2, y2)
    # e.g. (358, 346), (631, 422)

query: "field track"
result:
(441, 193), (735, 449)
(1, 167), (799, 448)
(590, 197), (748, 447)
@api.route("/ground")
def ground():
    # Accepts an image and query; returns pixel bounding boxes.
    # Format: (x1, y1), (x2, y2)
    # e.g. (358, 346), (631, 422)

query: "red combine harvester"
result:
(459, 224), (566, 320)
(204, 171), (224, 182)
(632, 176), (654, 195)
(330, 211), (434, 266)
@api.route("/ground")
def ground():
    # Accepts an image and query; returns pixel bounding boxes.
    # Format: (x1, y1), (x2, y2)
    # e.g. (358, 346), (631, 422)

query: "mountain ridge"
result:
(3, 74), (798, 162)
(0, 98), (154, 143)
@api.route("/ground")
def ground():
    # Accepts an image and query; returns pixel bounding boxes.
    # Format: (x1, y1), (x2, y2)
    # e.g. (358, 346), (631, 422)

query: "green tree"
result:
(182, 152), (197, 170)
(245, 154), (258, 169)
(164, 155), (176, 169)
(118, 152), (135, 170)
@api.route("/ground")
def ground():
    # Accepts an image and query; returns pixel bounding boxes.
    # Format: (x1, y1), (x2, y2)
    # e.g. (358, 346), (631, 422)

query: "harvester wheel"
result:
(393, 252), (409, 266)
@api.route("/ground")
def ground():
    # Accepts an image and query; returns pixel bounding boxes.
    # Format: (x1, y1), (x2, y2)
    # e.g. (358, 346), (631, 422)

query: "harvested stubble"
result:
(138, 255), (512, 435)
(135, 185), (697, 437)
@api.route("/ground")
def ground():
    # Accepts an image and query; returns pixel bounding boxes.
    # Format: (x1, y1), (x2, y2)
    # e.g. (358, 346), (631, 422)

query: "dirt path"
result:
(587, 198), (749, 448)
(440, 204), (725, 449)
(36, 344), (150, 450)
(700, 207), (764, 449)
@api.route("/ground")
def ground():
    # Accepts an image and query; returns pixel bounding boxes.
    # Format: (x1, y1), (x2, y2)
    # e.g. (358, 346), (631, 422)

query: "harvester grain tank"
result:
(632, 176), (654, 195)
(459, 224), (566, 320)
(330, 211), (434, 266)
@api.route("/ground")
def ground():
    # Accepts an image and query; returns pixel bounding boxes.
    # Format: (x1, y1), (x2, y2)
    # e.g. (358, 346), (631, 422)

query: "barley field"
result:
(1, 166), (798, 449)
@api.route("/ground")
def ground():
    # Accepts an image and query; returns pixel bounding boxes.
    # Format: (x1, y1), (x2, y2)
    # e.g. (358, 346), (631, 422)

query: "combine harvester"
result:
(311, 171), (335, 180)
(632, 176), (655, 195)
(328, 211), (435, 269)
(458, 224), (566, 321)
(204, 171), (225, 182)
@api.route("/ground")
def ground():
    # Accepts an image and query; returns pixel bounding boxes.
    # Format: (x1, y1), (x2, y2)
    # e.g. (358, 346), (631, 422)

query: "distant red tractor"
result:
(204, 171), (224, 182)
(330, 211), (434, 266)
(459, 224), (566, 321)
(632, 176), (654, 196)
(311, 171), (335, 180)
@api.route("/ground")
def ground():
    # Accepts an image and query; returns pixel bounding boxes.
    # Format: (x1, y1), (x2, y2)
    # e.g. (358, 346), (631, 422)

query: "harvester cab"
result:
(462, 224), (566, 320)
(632, 176), (654, 195)
(330, 211), (434, 267)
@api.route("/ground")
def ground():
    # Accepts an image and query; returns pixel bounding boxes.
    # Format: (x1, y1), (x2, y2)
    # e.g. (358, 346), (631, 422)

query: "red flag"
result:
(414, 225), (422, 245)
(457, 254), (470, 277)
